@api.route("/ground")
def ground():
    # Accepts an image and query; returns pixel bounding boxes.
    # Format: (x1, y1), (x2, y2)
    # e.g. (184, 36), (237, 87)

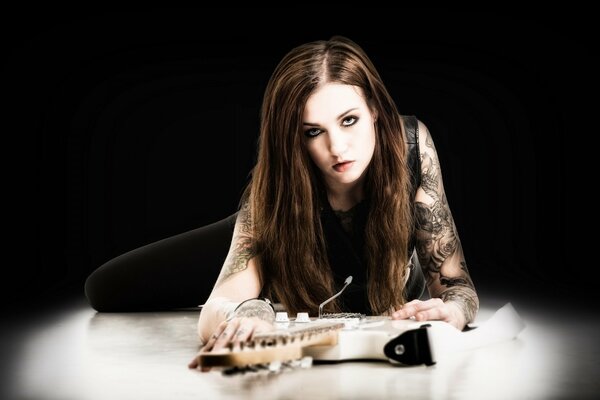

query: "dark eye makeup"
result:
(303, 115), (359, 138)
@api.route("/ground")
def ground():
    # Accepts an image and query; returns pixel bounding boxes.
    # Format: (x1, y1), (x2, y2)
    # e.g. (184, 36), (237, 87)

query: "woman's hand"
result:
(188, 316), (275, 371)
(392, 298), (466, 330)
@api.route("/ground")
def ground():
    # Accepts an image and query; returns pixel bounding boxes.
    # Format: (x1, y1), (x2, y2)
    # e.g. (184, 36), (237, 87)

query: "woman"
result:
(83, 35), (478, 364)
(187, 36), (478, 366)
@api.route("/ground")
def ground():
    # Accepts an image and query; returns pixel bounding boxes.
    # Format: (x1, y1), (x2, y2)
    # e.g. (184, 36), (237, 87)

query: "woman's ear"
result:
(371, 109), (378, 122)
(367, 102), (378, 123)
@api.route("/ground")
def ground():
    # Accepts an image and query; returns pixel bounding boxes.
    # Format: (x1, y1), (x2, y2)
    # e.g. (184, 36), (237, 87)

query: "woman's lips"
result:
(333, 161), (354, 172)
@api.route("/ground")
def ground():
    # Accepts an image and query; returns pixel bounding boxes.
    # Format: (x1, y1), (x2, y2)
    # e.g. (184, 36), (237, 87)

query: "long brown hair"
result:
(242, 36), (413, 315)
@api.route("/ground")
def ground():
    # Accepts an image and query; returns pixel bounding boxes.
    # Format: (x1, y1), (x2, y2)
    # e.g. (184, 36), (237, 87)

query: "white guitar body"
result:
(197, 303), (525, 369)
(303, 319), (442, 362)
(304, 303), (525, 365)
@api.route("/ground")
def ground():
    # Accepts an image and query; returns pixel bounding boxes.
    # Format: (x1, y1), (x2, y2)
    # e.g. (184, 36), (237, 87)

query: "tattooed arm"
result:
(195, 200), (265, 345)
(393, 120), (479, 330)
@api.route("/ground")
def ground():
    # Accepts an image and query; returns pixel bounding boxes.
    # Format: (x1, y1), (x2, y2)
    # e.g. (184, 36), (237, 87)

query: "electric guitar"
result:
(196, 303), (525, 369)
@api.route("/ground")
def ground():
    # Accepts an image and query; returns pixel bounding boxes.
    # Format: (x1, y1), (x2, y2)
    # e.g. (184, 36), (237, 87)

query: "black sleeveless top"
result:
(319, 115), (425, 314)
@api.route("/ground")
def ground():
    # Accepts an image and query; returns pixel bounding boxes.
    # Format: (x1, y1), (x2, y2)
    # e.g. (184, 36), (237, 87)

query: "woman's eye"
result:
(342, 116), (357, 126)
(304, 128), (322, 138)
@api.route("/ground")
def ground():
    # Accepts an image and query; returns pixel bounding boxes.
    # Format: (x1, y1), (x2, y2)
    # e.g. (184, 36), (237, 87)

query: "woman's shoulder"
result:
(399, 115), (434, 146)
(400, 114), (419, 144)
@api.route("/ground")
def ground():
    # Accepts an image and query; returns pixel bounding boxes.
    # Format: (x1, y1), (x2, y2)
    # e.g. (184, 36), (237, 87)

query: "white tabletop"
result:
(3, 296), (598, 400)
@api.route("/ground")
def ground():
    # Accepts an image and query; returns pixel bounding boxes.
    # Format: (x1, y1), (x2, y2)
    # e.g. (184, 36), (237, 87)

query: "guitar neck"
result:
(198, 321), (345, 368)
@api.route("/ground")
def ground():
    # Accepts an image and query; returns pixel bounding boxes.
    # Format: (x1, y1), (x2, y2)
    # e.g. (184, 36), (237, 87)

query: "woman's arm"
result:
(195, 200), (265, 344)
(393, 120), (479, 329)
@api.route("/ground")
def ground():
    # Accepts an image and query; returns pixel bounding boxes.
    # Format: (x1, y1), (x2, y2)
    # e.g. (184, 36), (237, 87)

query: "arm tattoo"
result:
(415, 131), (478, 323)
(440, 286), (478, 324)
(237, 200), (253, 236)
(415, 201), (457, 278)
(233, 299), (275, 323)
(215, 201), (256, 287)
(439, 261), (474, 288)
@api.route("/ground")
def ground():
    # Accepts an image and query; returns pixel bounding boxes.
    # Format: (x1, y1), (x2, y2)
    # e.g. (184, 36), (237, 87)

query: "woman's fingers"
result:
(189, 317), (275, 372)
(202, 320), (228, 352)
(188, 320), (228, 369)
(391, 299), (466, 330)
(211, 319), (241, 351)
(231, 319), (256, 347)
(188, 356), (199, 369)
(196, 319), (241, 372)
(392, 298), (447, 321)
(392, 299), (424, 319)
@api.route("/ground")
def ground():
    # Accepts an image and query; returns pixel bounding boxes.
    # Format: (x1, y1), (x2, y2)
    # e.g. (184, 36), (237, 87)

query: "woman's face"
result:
(302, 83), (376, 193)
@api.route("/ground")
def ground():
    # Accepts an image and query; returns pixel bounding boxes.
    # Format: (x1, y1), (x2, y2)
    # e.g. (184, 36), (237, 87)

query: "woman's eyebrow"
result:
(303, 107), (359, 126)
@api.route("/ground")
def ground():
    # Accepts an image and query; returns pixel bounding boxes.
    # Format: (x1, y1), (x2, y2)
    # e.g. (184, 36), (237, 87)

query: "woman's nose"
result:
(328, 128), (348, 157)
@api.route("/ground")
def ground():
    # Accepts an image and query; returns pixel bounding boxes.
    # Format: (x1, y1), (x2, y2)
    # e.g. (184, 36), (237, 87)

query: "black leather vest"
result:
(319, 115), (425, 314)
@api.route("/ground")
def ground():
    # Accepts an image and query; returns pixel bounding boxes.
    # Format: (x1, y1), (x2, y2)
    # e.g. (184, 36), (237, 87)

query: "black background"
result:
(3, 8), (592, 314)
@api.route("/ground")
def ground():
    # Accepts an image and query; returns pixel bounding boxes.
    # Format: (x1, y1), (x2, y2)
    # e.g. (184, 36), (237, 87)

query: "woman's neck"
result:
(324, 168), (368, 212)
(327, 185), (364, 212)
